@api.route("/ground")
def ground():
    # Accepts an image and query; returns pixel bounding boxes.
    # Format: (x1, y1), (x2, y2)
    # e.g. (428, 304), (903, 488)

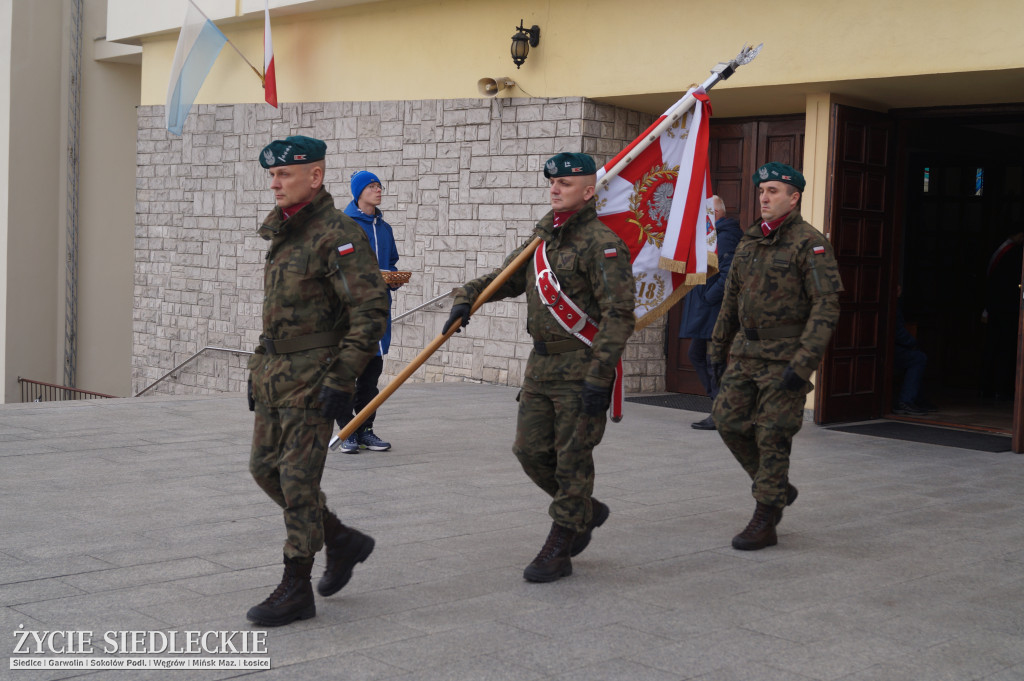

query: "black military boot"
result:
(774, 483), (799, 527)
(570, 498), (609, 557)
(523, 522), (576, 583)
(317, 510), (375, 597)
(246, 556), (315, 626)
(731, 502), (779, 551)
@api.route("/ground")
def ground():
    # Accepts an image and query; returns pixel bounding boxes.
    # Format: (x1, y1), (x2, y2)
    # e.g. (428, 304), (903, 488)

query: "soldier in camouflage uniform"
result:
(444, 152), (635, 583)
(708, 162), (843, 551)
(245, 135), (388, 626)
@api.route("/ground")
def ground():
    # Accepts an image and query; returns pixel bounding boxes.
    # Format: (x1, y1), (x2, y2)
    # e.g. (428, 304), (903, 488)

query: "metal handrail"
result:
(136, 290), (451, 396)
(135, 346), (252, 397)
(18, 377), (118, 402)
(393, 290), (452, 323)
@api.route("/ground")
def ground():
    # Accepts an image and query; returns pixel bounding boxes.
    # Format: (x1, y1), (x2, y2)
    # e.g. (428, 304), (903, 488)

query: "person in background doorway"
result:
(892, 286), (930, 415)
(981, 228), (1023, 401)
(678, 195), (743, 430)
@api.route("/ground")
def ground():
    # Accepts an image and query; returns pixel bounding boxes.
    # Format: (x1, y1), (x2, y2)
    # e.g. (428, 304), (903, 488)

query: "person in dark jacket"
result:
(892, 288), (928, 415)
(679, 195), (743, 430)
(336, 170), (403, 453)
(981, 228), (1024, 401)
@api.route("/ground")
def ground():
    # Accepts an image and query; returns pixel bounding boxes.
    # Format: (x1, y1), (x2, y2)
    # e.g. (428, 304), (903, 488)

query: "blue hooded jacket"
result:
(344, 200), (399, 355)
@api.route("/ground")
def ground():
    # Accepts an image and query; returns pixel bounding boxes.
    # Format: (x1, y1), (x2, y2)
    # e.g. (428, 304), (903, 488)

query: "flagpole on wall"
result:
(189, 0), (266, 84)
(597, 43), (763, 192)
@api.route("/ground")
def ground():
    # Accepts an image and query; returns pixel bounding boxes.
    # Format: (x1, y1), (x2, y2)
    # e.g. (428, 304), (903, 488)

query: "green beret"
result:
(259, 135), (327, 169)
(754, 162), (805, 191)
(544, 152), (597, 178)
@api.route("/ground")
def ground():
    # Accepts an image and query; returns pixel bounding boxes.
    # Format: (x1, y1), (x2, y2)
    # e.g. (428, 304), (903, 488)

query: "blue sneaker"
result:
(358, 430), (391, 452)
(340, 434), (360, 454)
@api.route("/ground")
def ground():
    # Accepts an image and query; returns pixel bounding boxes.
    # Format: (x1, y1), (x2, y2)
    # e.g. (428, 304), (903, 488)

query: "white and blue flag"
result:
(165, 0), (228, 136)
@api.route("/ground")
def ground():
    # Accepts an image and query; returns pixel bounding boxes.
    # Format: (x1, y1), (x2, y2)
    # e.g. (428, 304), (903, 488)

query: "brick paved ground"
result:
(2, 384), (1023, 680)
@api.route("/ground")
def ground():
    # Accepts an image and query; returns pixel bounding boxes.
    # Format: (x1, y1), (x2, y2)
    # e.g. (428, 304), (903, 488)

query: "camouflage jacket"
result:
(248, 187), (388, 407)
(453, 199), (635, 387)
(709, 212), (843, 379)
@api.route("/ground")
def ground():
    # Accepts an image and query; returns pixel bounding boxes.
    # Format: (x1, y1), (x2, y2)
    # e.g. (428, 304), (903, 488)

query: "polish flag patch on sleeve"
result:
(604, 248), (618, 258)
(812, 245), (825, 255)
(337, 243), (354, 256)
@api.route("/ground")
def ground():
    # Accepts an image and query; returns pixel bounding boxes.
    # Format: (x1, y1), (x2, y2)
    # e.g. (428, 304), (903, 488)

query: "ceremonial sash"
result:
(534, 242), (624, 422)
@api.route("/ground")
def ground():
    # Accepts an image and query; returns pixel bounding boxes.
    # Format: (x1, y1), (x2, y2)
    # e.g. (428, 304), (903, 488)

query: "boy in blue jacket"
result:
(337, 171), (402, 452)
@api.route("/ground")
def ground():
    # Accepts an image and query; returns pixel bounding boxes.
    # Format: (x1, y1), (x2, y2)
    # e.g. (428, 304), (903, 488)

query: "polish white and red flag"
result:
(263, 0), (278, 107)
(595, 88), (717, 330)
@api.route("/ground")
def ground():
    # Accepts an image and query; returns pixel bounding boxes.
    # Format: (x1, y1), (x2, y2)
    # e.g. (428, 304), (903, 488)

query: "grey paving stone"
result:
(1, 385), (1023, 681)
(555, 657), (685, 681)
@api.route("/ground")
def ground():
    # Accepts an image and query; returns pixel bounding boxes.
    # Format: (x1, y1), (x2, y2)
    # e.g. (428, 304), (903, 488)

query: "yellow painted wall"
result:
(134, 0), (1024, 107)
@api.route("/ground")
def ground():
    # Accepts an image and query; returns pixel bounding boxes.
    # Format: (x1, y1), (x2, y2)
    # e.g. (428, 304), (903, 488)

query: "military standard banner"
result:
(595, 88), (718, 330)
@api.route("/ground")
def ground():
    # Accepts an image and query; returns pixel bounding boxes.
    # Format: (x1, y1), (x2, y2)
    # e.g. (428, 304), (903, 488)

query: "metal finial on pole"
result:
(597, 43), (764, 192)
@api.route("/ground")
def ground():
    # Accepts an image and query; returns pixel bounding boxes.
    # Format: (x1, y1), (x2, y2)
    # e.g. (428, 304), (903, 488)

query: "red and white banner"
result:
(596, 89), (717, 330)
(263, 0), (278, 107)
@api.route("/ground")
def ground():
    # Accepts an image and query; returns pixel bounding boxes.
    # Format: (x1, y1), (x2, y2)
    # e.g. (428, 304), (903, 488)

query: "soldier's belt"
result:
(743, 325), (804, 341)
(533, 338), (588, 356)
(261, 330), (343, 354)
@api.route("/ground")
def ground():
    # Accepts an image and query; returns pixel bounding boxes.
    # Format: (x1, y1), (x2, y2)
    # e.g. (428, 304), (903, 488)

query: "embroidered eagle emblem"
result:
(647, 182), (674, 227)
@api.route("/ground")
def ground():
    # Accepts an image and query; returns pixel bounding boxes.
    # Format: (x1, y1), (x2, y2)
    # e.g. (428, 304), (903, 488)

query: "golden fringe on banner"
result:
(657, 256), (689, 274)
(634, 253), (720, 331)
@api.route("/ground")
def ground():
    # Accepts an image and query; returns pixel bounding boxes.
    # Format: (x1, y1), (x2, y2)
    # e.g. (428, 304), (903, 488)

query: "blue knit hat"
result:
(350, 170), (383, 200)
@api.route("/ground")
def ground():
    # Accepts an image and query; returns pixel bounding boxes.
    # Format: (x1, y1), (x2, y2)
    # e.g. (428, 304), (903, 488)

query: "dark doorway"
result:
(893, 108), (1024, 436)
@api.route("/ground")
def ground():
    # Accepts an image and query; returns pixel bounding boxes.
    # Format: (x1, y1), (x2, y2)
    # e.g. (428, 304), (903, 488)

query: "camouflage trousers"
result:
(250, 404), (333, 562)
(512, 377), (606, 533)
(711, 357), (808, 507)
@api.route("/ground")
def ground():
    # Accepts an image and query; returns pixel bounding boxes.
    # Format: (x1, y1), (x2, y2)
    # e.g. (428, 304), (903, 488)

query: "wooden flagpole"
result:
(329, 237), (541, 449)
(329, 43), (763, 450)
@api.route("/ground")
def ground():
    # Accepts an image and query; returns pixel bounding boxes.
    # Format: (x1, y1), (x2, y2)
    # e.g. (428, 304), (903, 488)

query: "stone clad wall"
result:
(133, 98), (664, 397)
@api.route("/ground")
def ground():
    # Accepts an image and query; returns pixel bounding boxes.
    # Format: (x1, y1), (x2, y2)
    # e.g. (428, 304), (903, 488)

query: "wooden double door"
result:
(666, 116), (805, 395)
(663, 103), (1024, 450)
(664, 107), (896, 428)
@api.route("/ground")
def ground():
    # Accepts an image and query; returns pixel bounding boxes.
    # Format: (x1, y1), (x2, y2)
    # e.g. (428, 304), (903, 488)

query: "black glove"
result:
(780, 365), (805, 392)
(710, 361), (727, 388)
(318, 385), (353, 421)
(443, 303), (471, 334)
(581, 381), (611, 416)
(247, 377), (255, 412)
